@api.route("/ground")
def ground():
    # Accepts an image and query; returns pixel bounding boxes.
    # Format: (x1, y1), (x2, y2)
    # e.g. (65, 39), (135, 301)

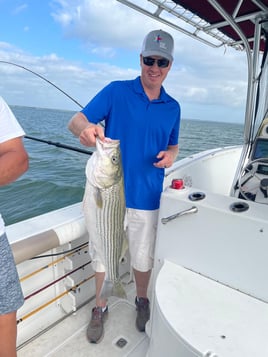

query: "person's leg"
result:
(126, 209), (158, 277)
(83, 186), (109, 343)
(0, 311), (17, 357)
(87, 272), (108, 343)
(133, 269), (151, 298)
(126, 209), (158, 332)
(134, 269), (152, 332)
(95, 272), (107, 307)
(0, 233), (24, 355)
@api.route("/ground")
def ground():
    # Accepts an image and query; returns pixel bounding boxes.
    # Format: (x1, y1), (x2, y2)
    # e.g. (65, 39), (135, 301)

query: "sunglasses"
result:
(143, 56), (170, 68)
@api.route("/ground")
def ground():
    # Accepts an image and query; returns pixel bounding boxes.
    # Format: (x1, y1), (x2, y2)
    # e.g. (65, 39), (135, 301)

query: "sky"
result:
(0, 0), (248, 123)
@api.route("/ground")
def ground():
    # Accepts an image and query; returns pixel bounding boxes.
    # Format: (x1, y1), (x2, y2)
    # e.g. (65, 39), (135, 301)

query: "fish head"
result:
(93, 137), (123, 188)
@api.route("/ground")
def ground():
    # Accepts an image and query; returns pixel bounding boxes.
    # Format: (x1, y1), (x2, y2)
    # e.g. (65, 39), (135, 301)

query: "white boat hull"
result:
(5, 145), (268, 356)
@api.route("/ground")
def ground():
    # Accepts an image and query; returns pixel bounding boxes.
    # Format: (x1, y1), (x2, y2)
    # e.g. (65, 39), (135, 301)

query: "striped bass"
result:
(83, 137), (127, 299)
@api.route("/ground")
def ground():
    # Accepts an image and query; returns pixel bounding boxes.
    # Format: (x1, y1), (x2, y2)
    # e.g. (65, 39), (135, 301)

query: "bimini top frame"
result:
(117, 0), (268, 184)
(117, 0), (268, 50)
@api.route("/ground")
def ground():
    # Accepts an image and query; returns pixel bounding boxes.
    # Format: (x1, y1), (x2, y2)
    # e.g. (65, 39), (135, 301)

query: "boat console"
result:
(237, 119), (268, 203)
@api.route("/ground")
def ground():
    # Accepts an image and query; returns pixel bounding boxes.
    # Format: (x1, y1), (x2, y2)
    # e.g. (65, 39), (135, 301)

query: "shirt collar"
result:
(133, 76), (170, 103)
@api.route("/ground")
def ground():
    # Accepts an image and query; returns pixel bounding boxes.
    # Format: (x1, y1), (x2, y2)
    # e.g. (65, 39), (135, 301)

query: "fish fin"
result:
(95, 188), (103, 208)
(100, 279), (127, 300)
(119, 234), (128, 264)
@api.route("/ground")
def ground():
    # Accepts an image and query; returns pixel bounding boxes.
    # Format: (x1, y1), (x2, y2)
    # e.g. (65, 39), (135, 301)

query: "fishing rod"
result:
(25, 135), (93, 155)
(1, 60), (94, 155)
(0, 60), (83, 108)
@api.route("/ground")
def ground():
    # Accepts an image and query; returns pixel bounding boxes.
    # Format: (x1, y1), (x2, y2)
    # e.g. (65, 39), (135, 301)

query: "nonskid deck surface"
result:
(17, 281), (149, 357)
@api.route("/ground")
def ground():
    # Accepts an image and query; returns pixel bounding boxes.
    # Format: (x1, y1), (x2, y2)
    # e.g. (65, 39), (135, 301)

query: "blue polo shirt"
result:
(81, 76), (181, 210)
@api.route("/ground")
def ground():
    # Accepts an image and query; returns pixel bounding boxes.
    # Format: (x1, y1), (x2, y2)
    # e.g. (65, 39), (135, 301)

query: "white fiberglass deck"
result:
(17, 279), (149, 357)
(149, 260), (268, 357)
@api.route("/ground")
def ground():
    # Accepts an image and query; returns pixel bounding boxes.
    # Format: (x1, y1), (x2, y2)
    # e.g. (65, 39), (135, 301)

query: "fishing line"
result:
(20, 243), (90, 284)
(0, 60), (83, 108)
(0, 60), (95, 154)
(29, 242), (89, 260)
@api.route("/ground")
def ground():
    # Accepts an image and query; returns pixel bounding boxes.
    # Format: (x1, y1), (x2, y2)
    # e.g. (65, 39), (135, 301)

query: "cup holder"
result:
(230, 201), (249, 212)
(188, 192), (206, 201)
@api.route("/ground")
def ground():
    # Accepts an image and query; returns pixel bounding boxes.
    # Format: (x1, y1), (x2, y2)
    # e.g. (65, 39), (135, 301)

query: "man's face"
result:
(140, 55), (172, 90)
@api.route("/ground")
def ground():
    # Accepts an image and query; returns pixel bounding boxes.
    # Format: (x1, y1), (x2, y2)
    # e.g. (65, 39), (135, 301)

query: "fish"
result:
(83, 137), (127, 299)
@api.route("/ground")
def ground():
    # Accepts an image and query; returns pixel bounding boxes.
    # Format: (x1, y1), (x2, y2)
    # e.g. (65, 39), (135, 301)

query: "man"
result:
(68, 29), (181, 343)
(0, 96), (28, 356)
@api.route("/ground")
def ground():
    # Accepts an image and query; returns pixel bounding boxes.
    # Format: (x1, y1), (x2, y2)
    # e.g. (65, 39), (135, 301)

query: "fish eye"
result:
(111, 154), (119, 165)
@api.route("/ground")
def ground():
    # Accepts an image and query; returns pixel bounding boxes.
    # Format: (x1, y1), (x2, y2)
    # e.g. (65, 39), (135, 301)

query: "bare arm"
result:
(153, 144), (179, 169)
(0, 137), (29, 186)
(68, 112), (90, 137)
(167, 144), (179, 161)
(68, 112), (105, 147)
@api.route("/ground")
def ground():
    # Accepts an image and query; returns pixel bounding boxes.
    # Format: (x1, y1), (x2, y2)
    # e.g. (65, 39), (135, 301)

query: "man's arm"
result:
(68, 112), (91, 137)
(167, 144), (179, 162)
(154, 144), (179, 169)
(68, 112), (105, 146)
(0, 137), (29, 186)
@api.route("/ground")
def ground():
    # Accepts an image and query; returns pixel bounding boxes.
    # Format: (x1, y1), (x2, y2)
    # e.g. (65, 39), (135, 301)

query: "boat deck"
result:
(150, 260), (268, 357)
(17, 278), (149, 357)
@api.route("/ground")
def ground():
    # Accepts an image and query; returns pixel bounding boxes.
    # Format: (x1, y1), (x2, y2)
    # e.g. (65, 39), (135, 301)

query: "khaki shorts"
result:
(87, 206), (159, 273)
(125, 208), (159, 272)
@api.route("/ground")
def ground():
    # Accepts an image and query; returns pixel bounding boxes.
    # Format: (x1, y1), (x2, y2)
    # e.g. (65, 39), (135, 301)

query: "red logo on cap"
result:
(155, 35), (162, 43)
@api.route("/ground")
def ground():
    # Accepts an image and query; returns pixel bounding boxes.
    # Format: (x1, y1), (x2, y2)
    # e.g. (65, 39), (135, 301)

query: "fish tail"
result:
(100, 279), (127, 299)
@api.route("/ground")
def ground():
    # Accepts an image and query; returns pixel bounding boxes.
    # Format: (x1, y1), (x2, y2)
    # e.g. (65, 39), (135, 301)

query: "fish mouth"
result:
(96, 137), (120, 147)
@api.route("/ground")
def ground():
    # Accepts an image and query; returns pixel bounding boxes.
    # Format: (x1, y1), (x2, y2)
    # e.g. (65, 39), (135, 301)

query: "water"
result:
(1, 106), (243, 225)
(178, 119), (243, 159)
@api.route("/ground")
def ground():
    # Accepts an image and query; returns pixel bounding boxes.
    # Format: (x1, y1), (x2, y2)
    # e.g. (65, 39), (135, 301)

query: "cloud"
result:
(50, 0), (248, 113)
(0, 0), (248, 123)
(12, 3), (28, 15)
(51, 0), (177, 54)
(0, 41), (139, 110)
(166, 42), (247, 117)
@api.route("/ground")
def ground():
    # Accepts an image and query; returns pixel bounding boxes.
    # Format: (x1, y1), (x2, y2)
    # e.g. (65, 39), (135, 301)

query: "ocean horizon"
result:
(1, 105), (244, 226)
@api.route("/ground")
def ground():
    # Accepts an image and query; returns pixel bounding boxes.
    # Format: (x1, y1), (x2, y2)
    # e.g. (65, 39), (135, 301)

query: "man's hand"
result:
(68, 112), (104, 147)
(79, 124), (105, 147)
(153, 144), (179, 169)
